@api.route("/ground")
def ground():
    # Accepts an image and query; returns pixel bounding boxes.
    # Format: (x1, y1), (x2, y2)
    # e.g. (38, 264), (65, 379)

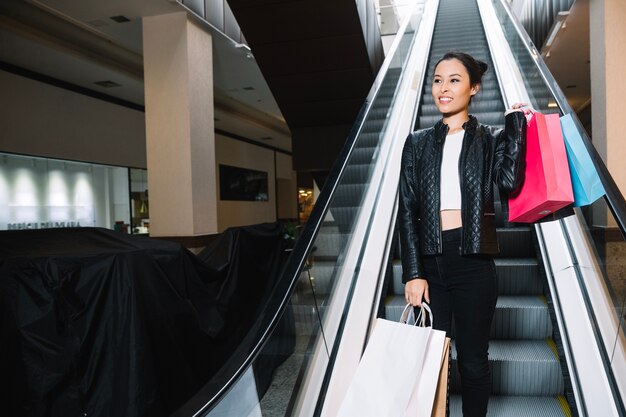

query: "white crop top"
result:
(440, 129), (464, 210)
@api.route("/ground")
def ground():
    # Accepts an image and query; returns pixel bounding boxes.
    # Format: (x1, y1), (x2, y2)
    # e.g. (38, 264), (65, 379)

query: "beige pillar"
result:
(142, 12), (217, 236)
(276, 152), (298, 220)
(590, 0), (626, 228)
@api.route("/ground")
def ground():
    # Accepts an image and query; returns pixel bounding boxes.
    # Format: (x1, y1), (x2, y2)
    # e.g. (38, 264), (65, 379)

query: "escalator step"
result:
(360, 120), (386, 134)
(448, 395), (570, 417)
(327, 206), (359, 230)
(390, 257), (542, 297)
(333, 183), (366, 207)
(349, 146), (377, 164)
(356, 132), (381, 147)
(309, 231), (348, 258)
(491, 295), (552, 339)
(495, 227), (534, 257)
(492, 258), (542, 294)
(341, 163), (372, 185)
(450, 340), (564, 396)
(384, 294), (552, 339)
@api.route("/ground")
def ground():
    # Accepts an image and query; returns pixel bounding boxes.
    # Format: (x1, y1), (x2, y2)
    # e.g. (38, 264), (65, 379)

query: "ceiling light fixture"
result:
(110, 15), (131, 23)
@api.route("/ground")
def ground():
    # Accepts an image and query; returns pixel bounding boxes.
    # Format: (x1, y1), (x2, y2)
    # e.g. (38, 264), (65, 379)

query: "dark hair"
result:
(435, 51), (488, 86)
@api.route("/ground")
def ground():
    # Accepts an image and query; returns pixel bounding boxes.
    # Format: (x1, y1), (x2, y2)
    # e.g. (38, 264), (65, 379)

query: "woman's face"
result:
(431, 58), (479, 116)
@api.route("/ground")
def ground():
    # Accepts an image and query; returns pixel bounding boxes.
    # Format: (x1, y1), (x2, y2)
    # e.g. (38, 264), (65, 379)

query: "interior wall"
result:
(275, 151), (298, 220)
(215, 133), (277, 231)
(0, 69), (295, 232)
(0, 70), (146, 168)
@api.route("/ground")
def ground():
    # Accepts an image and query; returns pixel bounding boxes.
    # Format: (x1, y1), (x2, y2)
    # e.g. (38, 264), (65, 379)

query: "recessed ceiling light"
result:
(94, 80), (121, 88)
(110, 15), (131, 23)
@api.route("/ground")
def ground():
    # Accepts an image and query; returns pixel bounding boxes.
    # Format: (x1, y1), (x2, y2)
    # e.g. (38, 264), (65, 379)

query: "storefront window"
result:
(0, 153), (131, 231)
(298, 188), (314, 223)
(129, 168), (149, 234)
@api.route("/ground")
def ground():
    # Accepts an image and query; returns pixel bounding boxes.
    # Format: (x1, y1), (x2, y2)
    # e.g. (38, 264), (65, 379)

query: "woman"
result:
(398, 51), (532, 417)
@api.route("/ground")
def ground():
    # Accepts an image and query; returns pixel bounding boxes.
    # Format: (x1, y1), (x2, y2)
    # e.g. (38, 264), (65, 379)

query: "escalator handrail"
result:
(173, 6), (422, 416)
(495, 0), (626, 240)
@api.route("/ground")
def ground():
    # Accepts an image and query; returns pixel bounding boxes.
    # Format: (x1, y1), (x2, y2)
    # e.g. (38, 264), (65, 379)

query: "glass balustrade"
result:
(172, 5), (427, 416)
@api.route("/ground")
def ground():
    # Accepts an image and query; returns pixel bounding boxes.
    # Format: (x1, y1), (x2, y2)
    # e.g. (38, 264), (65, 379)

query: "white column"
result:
(142, 12), (217, 236)
(590, 0), (626, 227)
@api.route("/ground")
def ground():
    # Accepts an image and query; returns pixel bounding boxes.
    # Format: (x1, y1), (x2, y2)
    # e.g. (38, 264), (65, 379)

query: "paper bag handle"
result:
(400, 303), (434, 327)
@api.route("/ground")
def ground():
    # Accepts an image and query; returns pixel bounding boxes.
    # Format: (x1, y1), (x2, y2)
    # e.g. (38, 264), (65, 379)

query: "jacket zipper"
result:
(436, 128), (446, 254)
(458, 128), (467, 254)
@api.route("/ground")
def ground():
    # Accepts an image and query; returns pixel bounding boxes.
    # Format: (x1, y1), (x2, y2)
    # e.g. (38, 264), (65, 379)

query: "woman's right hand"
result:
(405, 278), (430, 307)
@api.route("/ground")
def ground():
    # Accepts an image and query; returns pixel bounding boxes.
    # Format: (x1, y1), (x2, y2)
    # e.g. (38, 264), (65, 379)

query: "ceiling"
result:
(0, 0), (590, 154)
(0, 0), (292, 151)
(226, 0), (383, 172)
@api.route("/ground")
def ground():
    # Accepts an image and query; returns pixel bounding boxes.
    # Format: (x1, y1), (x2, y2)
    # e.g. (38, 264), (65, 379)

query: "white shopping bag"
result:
(337, 304), (443, 417)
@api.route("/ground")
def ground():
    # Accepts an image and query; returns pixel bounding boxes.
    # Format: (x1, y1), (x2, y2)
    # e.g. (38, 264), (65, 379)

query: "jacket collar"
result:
(434, 115), (478, 143)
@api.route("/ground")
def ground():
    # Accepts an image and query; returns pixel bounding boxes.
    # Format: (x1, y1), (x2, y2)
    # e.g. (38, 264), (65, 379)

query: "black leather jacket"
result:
(399, 112), (527, 283)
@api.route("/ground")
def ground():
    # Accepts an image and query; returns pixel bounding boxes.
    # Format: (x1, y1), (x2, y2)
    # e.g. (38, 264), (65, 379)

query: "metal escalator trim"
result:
(535, 222), (589, 417)
(558, 395), (574, 417)
(558, 215), (626, 417)
(547, 338), (560, 360)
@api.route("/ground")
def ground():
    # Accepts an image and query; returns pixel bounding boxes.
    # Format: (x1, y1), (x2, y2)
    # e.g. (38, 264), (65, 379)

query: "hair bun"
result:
(477, 60), (488, 76)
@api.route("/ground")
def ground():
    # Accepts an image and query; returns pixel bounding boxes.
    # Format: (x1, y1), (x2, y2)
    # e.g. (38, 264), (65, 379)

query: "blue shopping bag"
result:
(560, 113), (606, 206)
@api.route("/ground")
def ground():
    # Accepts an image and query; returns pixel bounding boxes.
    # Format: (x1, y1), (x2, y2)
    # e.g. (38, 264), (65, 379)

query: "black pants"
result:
(422, 227), (497, 417)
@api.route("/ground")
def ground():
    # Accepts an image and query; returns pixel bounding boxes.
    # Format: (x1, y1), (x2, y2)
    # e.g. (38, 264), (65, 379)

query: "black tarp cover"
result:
(196, 223), (294, 400)
(1, 223), (292, 417)
(0, 228), (225, 417)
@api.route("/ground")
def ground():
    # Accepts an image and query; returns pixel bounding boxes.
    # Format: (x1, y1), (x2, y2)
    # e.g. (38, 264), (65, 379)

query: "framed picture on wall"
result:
(219, 164), (268, 201)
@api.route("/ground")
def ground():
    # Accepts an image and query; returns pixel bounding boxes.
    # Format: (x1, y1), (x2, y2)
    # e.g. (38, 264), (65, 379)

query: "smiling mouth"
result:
(439, 97), (453, 104)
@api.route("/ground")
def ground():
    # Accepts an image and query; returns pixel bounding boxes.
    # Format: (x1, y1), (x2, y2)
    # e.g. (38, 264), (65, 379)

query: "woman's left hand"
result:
(510, 102), (535, 117)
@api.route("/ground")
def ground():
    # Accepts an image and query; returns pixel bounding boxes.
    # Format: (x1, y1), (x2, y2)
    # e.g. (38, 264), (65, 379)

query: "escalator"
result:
(173, 0), (626, 416)
(383, 1), (571, 415)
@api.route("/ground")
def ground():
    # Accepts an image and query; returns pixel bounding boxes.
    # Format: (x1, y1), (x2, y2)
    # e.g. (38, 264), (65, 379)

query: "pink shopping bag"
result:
(508, 113), (574, 223)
